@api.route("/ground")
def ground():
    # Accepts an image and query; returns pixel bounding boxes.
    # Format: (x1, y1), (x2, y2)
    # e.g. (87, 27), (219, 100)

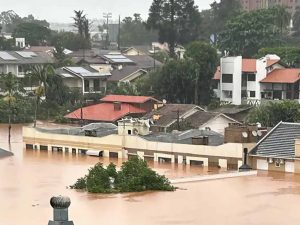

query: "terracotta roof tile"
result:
(260, 69), (300, 83)
(267, 59), (280, 67)
(65, 103), (146, 122)
(242, 59), (256, 72)
(101, 95), (160, 104)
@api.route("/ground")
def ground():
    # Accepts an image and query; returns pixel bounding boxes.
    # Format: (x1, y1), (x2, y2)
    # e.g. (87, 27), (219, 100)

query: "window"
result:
(127, 130), (132, 135)
(249, 91), (256, 98)
(84, 80), (89, 92)
(94, 79), (100, 91)
(248, 74), (256, 81)
(223, 90), (232, 98)
(222, 74), (233, 83)
(275, 160), (280, 168)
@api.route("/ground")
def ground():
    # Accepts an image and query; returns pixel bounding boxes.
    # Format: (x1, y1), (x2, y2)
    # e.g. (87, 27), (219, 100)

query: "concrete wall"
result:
(23, 127), (244, 165)
(199, 115), (235, 135)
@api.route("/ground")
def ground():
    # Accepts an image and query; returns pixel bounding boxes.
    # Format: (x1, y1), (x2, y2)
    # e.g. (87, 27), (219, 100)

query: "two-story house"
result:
(213, 54), (295, 105)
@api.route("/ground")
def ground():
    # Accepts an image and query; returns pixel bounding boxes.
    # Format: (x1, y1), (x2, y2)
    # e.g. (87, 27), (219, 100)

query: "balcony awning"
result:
(260, 69), (300, 84)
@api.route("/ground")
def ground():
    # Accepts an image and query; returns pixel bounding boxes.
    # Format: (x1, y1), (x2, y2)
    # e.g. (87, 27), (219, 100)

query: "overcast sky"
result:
(0, 0), (215, 23)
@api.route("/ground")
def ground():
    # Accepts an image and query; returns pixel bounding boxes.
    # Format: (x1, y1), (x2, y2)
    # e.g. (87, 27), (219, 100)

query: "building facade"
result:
(213, 55), (300, 105)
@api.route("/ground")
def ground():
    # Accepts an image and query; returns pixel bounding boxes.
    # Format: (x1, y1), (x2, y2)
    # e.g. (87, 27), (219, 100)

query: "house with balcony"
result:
(56, 66), (111, 95)
(212, 54), (297, 105)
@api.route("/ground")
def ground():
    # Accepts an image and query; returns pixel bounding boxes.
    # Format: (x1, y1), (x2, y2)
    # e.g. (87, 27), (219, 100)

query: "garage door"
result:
(257, 159), (268, 170)
(285, 162), (295, 173)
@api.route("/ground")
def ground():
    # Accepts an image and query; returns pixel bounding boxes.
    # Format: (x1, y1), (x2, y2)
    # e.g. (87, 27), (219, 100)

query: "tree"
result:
(293, 7), (300, 36)
(28, 64), (55, 95)
(257, 47), (300, 67)
(120, 14), (158, 46)
(218, 7), (291, 57)
(185, 41), (218, 105)
(72, 10), (91, 49)
(0, 73), (19, 143)
(51, 31), (90, 51)
(33, 86), (45, 128)
(147, 0), (201, 57)
(248, 101), (300, 127)
(13, 22), (51, 46)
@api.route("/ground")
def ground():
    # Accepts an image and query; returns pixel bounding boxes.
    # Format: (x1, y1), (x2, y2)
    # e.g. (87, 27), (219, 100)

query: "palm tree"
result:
(33, 86), (45, 128)
(27, 64), (54, 127)
(73, 10), (86, 37)
(28, 64), (54, 96)
(1, 73), (19, 144)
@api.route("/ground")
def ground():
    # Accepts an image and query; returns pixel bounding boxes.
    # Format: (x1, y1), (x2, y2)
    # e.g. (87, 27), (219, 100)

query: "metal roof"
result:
(251, 122), (300, 158)
(15, 51), (37, 58)
(0, 52), (17, 60)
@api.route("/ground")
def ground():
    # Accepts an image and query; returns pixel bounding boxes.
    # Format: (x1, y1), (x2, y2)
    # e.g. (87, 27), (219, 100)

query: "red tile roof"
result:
(242, 59), (257, 72)
(260, 69), (300, 84)
(267, 59), (280, 67)
(101, 95), (160, 104)
(65, 103), (146, 122)
(213, 66), (221, 80)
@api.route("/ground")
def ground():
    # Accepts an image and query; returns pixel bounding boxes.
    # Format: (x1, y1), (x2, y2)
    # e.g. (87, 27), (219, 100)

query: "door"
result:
(257, 159), (268, 170)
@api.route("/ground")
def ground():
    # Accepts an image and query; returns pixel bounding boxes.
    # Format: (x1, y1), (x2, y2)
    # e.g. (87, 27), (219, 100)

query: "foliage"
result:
(218, 6), (291, 57)
(206, 0), (241, 42)
(0, 37), (15, 50)
(120, 13), (158, 46)
(137, 42), (217, 105)
(147, 0), (202, 57)
(53, 44), (73, 68)
(293, 7), (300, 35)
(185, 41), (218, 105)
(72, 10), (91, 49)
(13, 22), (51, 46)
(247, 101), (300, 127)
(107, 82), (139, 96)
(152, 51), (170, 63)
(51, 31), (91, 51)
(70, 157), (175, 193)
(257, 47), (300, 67)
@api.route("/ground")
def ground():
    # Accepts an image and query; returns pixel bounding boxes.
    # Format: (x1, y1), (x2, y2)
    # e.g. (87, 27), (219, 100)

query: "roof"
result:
(143, 129), (224, 146)
(103, 54), (134, 64)
(101, 95), (160, 104)
(65, 103), (146, 122)
(260, 69), (300, 84)
(250, 122), (300, 159)
(25, 46), (55, 52)
(145, 104), (204, 127)
(213, 66), (221, 80)
(122, 45), (152, 55)
(57, 66), (111, 78)
(242, 59), (256, 72)
(0, 148), (13, 157)
(126, 55), (163, 69)
(0, 51), (53, 65)
(211, 105), (253, 122)
(184, 111), (238, 128)
(267, 59), (280, 67)
(108, 65), (145, 82)
(73, 56), (106, 65)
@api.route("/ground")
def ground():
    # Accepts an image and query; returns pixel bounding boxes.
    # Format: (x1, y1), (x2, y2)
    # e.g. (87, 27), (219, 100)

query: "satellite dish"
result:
(133, 128), (139, 135)
(256, 122), (262, 128)
(242, 132), (248, 138)
(257, 130), (262, 137)
(162, 99), (167, 104)
(252, 131), (258, 137)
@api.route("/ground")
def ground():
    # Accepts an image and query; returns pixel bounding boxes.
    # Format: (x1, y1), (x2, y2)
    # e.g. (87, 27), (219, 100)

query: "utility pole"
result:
(118, 15), (121, 50)
(103, 12), (112, 49)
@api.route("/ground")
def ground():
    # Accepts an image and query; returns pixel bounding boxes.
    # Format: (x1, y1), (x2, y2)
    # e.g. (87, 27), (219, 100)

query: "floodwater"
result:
(1, 125), (300, 225)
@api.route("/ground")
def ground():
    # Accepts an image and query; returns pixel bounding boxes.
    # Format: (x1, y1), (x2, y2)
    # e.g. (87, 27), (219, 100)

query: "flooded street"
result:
(2, 125), (300, 225)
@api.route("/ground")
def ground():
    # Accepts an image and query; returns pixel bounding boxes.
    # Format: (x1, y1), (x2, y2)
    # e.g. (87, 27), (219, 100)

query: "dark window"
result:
(250, 91), (256, 98)
(84, 80), (89, 92)
(128, 130), (132, 135)
(248, 74), (256, 81)
(94, 79), (100, 91)
(222, 74), (233, 83)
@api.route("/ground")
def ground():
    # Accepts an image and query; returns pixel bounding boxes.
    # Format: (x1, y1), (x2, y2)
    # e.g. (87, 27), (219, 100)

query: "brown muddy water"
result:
(1, 125), (300, 225)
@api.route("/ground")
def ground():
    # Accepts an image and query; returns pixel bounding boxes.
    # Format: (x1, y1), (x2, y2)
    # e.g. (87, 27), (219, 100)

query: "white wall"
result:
(199, 115), (235, 135)
(220, 56), (242, 105)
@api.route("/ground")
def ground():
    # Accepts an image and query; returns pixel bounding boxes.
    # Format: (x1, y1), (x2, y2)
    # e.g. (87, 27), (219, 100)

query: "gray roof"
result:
(0, 51), (53, 65)
(145, 104), (204, 128)
(56, 66), (111, 78)
(250, 122), (300, 158)
(108, 65), (146, 82)
(0, 148), (13, 157)
(143, 129), (224, 146)
(126, 55), (163, 69)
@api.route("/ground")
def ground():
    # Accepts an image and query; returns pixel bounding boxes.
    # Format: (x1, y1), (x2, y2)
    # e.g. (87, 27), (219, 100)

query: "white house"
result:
(212, 54), (299, 105)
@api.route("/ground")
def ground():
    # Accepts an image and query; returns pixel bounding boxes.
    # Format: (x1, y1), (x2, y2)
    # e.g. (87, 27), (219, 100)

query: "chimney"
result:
(239, 148), (252, 172)
(114, 102), (121, 111)
(48, 196), (74, 225)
